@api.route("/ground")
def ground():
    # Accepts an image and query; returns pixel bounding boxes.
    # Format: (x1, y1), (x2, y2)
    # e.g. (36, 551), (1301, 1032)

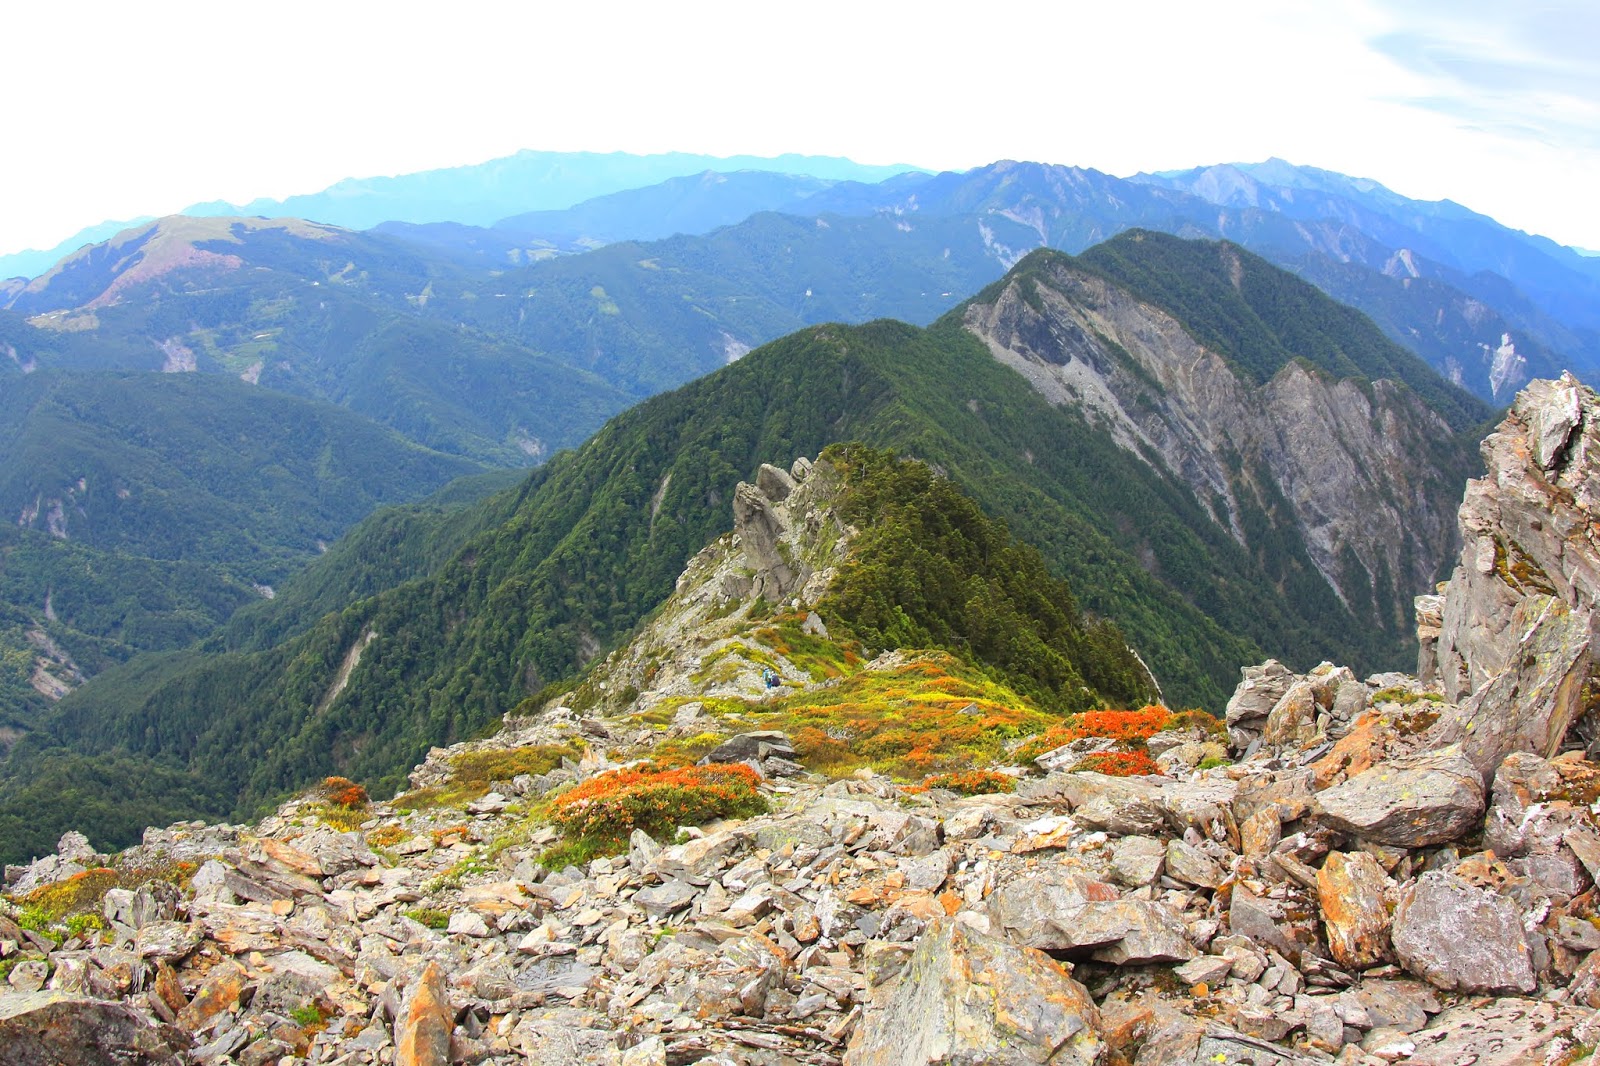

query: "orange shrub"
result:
(551, 763), (767, 847)
(1073, 750), (1161, 777)
(1013, 706), (1172, 763)
(921, 769), (1017, 795)
(320, 776), (369, 808)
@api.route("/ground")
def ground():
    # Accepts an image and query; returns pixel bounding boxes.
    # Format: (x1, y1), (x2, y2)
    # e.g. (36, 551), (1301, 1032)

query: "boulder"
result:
(1313, 748), (1484, 847)
(1225, 659), (1295, 748)
(1390, 871), (1535, 994)
(702, 731), (796, 765)
(1425, 595), (1591, 782)
(1164, 839), (1225, 889)
(986, 867), (1120, 951)
(1316, 851), (1392, 971)
(0, 990), (190, 1065)
(395, 961), (454, 1066)
(1261, 680), (1318, 751)
(844, 917), (1104, 1065)
(1402, 999), (1600, 1066)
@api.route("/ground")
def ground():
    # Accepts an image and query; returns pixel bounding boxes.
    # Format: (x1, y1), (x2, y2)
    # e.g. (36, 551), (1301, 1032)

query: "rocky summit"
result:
(10, 379), (1600, 1066)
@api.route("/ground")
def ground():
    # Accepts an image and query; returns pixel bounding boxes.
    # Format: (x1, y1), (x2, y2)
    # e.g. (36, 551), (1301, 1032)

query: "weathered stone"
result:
(0, 990), (190, 1065)
(1402, 998), (1600, 1066)
(1314, 747), (1484, 847)
(755, 462), (797, 503)
(1086, 901), (1197, 965)
(1240, 808), (1281, 859)
(1262, 680), (1319, 751)
(395, 960), (453, 1066)
(446, 910), (490, 937)
(1426, 596), (1591, 781)
(634, 879), (700, 918)
(1174, 955), (1234, 987)
(844, 917), (1104, 1065)
(1048, 773), (1168, 836)
(1391, 871), (1535, 993)
(1226, 660), (1296, 738)
(986, 866), (1120, 951)
(703, 730), (796, 765)
(1108, 835), (1166, 887)
(133, 920), (202, 963)
(1317, 851), (1392, 971)
(1228, 884), (1299, 961)
(176, 960), (244, 1030)
(1164, 838), (1225, 888)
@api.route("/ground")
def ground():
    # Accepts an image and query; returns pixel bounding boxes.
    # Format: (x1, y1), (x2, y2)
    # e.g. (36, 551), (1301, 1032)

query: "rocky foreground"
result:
(9, 376), (1600, 1065)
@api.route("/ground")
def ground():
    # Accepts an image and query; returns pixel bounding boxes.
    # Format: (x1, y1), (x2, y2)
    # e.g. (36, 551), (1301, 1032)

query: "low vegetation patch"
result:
(1073, 750), (1161, 777)
(5, 860), (196, 938)
(401, 906), (450, 929)
(754, 653), (1057, 779)
(396, 741), (584, 810)
(1012, 705), (1173, 763)
(917, 769), (1017, 795)
(546, 763), (767, 864)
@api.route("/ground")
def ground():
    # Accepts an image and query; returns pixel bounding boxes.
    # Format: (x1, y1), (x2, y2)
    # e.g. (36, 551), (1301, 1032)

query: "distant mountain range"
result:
(8, 150), (1596, 405)
(0, 150), (921, 281)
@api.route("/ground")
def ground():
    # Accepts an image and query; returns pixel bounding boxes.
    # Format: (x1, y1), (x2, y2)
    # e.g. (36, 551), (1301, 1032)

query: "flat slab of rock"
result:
(0, 990), (190, 1065)
(1403, 998), (1600, 1066)
(1391, 871), (1535, 994)
(844, 917), (1104, 1065)
(1314, 748), (1484, 847)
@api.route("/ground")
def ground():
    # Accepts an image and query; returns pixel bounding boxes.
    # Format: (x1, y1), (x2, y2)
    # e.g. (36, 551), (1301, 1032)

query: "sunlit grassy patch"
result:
(395, 741), (584, 810)
(749, 652), (1056, 779)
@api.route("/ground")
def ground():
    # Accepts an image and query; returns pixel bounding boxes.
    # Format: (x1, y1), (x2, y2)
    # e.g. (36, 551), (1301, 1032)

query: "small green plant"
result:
(289, 1003), (328, 1028)
(401, 907), (450, 930)
(424, 856), (488, 894)
(1197, 756), (1231, 771)
(64, 913), (107, 940)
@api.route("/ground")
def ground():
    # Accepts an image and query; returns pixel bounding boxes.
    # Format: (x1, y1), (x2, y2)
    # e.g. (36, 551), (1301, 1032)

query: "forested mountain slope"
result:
(0, 243), (1484, 859)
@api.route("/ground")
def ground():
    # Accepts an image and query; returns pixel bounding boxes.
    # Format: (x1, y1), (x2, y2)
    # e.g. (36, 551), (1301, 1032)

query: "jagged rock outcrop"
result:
(1423, 374), (1600, 781)
(964, 257), (1463, 623)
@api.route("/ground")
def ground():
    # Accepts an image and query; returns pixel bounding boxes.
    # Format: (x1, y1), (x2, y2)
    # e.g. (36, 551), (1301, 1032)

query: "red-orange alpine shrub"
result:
(551, 763), (767, 846)
(320, 776), (369, 808)
(921, 769), (1017, 795)
(1072, 750), (1161, 777)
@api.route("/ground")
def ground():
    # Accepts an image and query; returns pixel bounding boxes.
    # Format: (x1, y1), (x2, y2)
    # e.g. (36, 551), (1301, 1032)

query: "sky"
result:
(3, 0), (1598, 256)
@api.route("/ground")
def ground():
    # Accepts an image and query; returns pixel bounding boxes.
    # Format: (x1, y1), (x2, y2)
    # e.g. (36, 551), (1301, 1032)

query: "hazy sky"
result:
(4, 0), (1598, 255)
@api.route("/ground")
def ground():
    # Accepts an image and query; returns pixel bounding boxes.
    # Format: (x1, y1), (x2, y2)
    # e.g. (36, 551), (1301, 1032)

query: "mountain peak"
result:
(17, 215), (347, 312)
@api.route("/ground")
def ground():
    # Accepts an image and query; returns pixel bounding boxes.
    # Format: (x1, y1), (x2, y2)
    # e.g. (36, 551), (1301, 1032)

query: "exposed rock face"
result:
(845, 918), (1104, 1066)
(964, 260), (1462, 623)
(1428, 374), (1600, 737)
(0, 991), (189, 1065)
(1390, 872), (1536, 994)
(1313, 747), (1485, 846)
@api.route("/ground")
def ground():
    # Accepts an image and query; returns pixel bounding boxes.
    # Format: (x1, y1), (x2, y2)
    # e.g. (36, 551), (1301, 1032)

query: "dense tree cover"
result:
(0, 749), (230, 864)
(0, 370), (496, 735)
(1064, 231), (1492, 430)
(0, 371), (486, 577)
(820, 444), (1157, 711)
